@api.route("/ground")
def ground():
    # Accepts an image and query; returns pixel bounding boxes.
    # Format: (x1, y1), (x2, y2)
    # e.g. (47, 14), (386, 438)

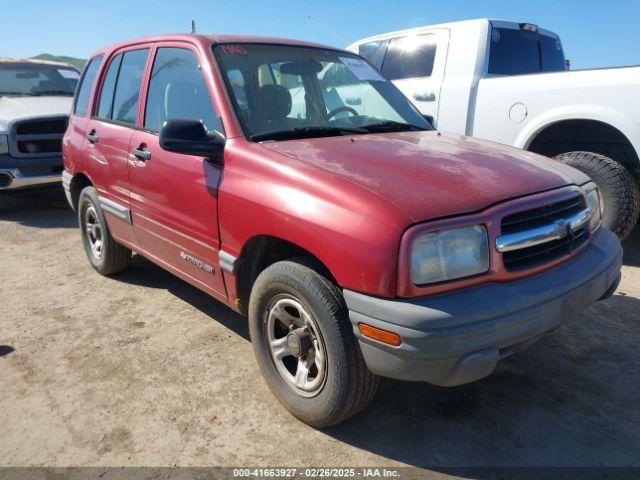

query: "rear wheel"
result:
(554, 151), (640, 240)
(248, 259), (378, 427)
(78, 186), (132, 275)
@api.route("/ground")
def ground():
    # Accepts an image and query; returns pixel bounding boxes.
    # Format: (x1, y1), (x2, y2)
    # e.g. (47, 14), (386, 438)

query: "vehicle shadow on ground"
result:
(0, 187), (76, 229)
(622, 224), (640, 267)
(325, 291), (640, 469)
(114, 255), (249, 341)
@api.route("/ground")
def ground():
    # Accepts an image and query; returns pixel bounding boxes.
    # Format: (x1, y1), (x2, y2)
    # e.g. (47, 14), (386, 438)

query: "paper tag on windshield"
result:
(339, 57), (385, 82)
(58, 69), (80, 79)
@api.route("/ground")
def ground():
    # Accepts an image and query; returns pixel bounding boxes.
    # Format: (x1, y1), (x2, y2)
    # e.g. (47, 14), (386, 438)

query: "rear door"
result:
(127, 43), (227, 299)
(65, 55), (103, 174)
(372, 30), (449, 126)
(82, 45), (151, 244)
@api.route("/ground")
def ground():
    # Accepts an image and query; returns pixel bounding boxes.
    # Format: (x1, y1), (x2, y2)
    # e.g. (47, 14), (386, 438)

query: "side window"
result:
(358, 40), (389, 69)
(73, 55), (103, 116)
(144, 48), (221, 133)
(97, 54), (123, 119)
(381, 35), (437, 80)
(111, 49), (149, 125)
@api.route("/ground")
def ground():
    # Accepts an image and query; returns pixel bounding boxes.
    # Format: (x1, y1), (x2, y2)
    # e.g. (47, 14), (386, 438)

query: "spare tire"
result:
(554, 151), (640, 241)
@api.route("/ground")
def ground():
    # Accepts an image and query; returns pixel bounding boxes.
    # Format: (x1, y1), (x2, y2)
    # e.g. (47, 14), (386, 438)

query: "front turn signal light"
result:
(358, 323), (401, 346)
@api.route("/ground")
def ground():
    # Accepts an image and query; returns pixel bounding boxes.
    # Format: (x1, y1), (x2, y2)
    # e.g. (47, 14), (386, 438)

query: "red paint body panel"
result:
(63, 33), (592, 306)
(263, 131), (589, 223)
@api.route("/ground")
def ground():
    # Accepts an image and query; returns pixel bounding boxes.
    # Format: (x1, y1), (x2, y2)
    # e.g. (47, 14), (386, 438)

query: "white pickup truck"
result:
(0, 58), (79, 190)
(346, 19), (640, 239)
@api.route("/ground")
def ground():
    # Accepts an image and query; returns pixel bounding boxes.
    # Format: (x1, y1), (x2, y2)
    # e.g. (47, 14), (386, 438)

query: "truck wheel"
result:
(554, 151), (640, 240)
(78, 186), (132, 275)
(248, 259), (378, 427)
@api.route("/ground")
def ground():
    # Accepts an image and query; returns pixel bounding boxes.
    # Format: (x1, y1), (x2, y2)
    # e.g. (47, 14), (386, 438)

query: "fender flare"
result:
(514, 104), (640, 161)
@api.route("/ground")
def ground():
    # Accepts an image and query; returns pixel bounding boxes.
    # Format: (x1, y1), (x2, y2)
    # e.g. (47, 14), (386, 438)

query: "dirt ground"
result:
(1, 186), (639, 473)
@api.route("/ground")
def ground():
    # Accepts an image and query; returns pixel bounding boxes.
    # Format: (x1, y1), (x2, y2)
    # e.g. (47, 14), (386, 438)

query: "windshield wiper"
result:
(33, 90), (74, 96)
(359, 120), (430, 133)
(250, 126), (367, 142)
(0, 91), (40, 97)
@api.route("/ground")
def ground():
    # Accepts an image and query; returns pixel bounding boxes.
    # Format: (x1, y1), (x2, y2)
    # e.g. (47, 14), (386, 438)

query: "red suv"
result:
(62, 34), (622, 426)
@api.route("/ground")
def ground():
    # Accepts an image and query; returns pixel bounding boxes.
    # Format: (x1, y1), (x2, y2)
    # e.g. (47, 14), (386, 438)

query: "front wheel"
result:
(248, 259), (378, 427)
(78, 186), (132, 275)
(554, 151), (640, 240)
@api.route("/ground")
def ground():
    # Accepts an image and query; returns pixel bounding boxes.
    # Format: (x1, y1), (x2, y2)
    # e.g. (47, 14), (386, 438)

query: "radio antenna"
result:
(190, 20), (196, 34)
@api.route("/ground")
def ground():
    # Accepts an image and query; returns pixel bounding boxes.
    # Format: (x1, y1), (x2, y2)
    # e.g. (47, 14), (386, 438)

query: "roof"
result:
(0, 57), (77, 68)
(348, 19), (491, 46)
(89, 33), (342, 58)
(347, 18), (559, 47)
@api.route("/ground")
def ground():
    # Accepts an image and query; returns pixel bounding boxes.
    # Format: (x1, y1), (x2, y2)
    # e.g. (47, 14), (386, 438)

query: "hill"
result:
(31, 54), (86, 70)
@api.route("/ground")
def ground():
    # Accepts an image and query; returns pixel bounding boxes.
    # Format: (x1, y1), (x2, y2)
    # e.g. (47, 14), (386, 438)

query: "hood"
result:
(0, 95), (73, 131)
(263, 131), (589, 223)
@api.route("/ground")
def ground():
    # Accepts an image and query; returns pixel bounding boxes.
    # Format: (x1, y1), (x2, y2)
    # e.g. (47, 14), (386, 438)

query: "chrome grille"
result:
(9, 116), (68, 158)
(499, 194), (590, 271)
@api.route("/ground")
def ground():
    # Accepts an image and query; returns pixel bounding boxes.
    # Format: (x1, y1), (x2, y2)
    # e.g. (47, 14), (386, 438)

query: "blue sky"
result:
(1, 0), (638, 69)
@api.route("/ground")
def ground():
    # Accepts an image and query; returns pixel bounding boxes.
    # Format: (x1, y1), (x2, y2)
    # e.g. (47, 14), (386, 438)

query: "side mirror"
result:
(159, 119), (225, 161)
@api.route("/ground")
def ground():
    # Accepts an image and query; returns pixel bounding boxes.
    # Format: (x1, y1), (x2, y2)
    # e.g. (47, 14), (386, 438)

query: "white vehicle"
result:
(347, 19), (640, 239)
(0, 58), (79, 190)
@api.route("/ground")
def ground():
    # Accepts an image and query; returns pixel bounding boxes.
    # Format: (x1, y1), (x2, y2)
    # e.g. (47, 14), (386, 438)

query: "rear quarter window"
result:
(73, 55), (103, 116)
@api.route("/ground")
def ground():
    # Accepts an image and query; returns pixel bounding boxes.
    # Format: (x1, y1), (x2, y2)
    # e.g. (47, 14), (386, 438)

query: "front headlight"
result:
(411, 225), (490, 285)
(0, 135), (8, 155)
(584, 183), (602, 231)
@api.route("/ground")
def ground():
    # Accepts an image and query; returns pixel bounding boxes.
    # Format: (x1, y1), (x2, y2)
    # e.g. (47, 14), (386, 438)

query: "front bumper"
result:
(0, 168), (61, 190)
(344, 228), (622, 387)
(0, 153), (63, 190)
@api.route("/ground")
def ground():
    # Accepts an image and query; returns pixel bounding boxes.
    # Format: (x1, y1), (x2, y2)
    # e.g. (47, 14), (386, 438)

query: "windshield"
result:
(0, 62), (80, 97)
(213, 44), (432, 141)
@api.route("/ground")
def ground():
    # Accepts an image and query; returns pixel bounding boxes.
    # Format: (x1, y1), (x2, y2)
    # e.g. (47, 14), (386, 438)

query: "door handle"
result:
(86, 130), (99, 144)
(413, 92), (436, 102)
(130, 147), (151, 161)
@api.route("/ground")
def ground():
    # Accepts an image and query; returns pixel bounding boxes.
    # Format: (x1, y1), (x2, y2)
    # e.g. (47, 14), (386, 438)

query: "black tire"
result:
(78, 186), (132, 275)
(554, 151), (640, 240)
(248, 259), (378, 427)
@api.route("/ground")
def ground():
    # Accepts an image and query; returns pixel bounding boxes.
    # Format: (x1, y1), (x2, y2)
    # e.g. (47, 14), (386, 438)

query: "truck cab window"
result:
(488, 28), (566, 75)
(381, 35), (437, 80)
(358, 40), (389, 69)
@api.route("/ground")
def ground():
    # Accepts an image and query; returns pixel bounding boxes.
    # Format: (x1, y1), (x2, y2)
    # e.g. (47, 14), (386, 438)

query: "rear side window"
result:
(381, 35), (437, 80)
(144, 48), (221, 133)
(73, 55), (103, 116)
(111, 49), (149, 125)
(488, 28), (566, 75)
(358, 40), (389, 69)
(97, 54), (123, 119)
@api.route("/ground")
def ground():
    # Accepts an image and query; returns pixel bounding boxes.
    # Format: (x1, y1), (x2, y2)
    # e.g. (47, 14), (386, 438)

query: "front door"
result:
(127, 44), (227, 299)
(381, 30), (449, 126)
